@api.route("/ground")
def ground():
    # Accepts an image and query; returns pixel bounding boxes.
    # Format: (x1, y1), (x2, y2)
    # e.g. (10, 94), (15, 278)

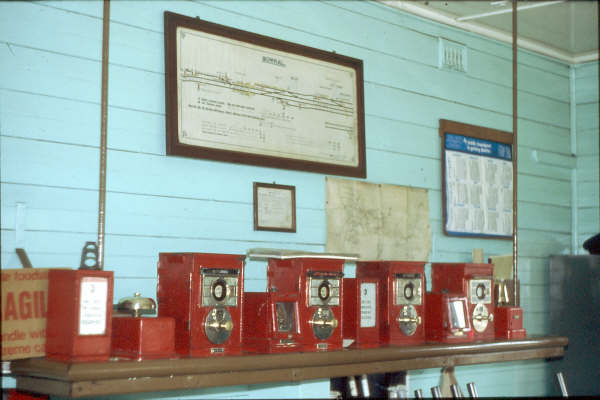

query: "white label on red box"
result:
(78, 277), (108, 335)
(360, 282), (376, 328)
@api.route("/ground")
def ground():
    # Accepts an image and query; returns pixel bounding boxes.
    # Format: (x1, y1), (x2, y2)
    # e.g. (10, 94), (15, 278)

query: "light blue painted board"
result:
(518, 202), (571, 233)
(37, 1), (103, 18)
(0, 45), (101, 103)
(578, 181), (599, 207)
(1, 137), (100, 189)
(0, 89), (101, 147)
(578, 208), (600, 234)
(577, 155), (600, 181)
(518, 119), (569, 154)
(519, 152), (571, 182)
(577, 102), (599, 130)
(574, 61), (599, 78)
(518, 175), (571, 207)
(577, 128), (599, 156)
(365, 81), (510, 132)
(0, 1), (102, 61)
(516, 229), (571, 257)
(518, 258), (550, 286)
(520, 284), (549, 313)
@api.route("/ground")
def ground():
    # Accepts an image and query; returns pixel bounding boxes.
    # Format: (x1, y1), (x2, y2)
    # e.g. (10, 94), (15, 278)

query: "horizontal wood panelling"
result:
(1, 0), (580, 397)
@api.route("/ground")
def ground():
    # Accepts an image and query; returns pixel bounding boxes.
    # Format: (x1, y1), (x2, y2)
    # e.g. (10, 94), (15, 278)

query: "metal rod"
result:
(556, 372), (569, 397)
(360, 374), (370, 397)
(511, 0), (519, 306)
(467, 382), (479, 398)
(431, 386), (442, 399)
(414, 389), (423, 399)
(450, 384), (463, 398)
(97, 0), (110, 270)
(348, 376), (358, 397)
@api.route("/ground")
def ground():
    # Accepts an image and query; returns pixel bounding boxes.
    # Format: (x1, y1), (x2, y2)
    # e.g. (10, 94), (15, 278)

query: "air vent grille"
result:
(438, 38), (468, 73)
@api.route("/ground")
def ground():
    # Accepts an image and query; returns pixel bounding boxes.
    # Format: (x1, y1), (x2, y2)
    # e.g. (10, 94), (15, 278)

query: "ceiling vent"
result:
(438, 38), (468, 73)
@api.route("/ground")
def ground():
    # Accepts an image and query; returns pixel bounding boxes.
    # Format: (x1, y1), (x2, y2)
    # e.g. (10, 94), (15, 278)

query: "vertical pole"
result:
(512, 0), (519, 306)
(98, 0), (110, 270)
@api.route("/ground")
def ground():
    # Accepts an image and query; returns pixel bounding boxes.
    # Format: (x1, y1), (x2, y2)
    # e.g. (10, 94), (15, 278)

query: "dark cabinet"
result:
(549, 255), (600, 396)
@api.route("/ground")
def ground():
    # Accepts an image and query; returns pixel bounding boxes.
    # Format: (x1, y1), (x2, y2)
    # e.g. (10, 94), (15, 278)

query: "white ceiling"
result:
(381, 1), (599, 63)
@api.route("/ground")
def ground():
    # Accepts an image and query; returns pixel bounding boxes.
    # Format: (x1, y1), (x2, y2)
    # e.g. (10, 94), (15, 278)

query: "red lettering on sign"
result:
(4, 292), (18, 320)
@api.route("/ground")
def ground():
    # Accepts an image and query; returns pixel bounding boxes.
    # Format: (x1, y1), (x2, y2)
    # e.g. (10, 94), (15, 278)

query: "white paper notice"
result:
(257, 186), (293, 229)
(360, 283), (376, 328)
(326, 177), (431, 261)
(78, 277), (108, 335)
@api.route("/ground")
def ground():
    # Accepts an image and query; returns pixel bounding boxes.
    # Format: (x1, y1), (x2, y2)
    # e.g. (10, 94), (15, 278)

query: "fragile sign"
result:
(1, 269), (49, 360)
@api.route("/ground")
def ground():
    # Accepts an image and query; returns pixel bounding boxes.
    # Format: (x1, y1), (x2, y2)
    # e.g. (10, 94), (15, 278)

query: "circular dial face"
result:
(318, 281), (331, 302)
(211, 279), (228, 302)
(204, 306), (233, 344)
(476, 283), (487, 301)
(312, 307), (338, 340)
(398, 305), (419, 336)
(472, 303), (490, 333)
(404, 282), (415, 300)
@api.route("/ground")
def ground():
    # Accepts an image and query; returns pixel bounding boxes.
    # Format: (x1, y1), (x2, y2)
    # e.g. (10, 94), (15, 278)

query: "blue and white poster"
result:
(444, 133), (513, 238)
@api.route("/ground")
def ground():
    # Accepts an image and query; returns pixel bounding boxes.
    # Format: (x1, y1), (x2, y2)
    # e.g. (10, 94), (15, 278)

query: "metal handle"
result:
(310, 318), (338, 328)
(398, 316), (422, 324)
(467, 382), (478, 398)
(473, 313), (494, 322)
(431, 386), (442, 399)
(450, 384), (463, 398)
(556, 372), (568, 397)
(414, 389), (423, 399)
(360, 374), (370, 397)
(206, 320), (233, 331)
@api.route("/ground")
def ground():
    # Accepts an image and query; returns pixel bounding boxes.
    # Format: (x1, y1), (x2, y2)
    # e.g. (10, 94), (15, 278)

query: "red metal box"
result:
(267, 257), (344, 352)
(356, 261), (426, 346)
(494, 306), (526, 340)
(242, 291), (303, 353)
(431, 263), (495, 341)
(111, 316), (176, 360)
(342, 277), (380, 348)
(46, 269), (113, 362)
(157, 253), (244, 357)
(425, 292), (473, 343)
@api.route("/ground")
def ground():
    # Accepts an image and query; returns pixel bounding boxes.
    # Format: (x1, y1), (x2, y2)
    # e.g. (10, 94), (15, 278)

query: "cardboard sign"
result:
(1, 269), (49, 360)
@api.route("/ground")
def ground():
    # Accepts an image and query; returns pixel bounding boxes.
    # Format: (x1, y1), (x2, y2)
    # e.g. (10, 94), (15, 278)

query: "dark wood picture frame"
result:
(440, 119), (514, 240)
(164, 11), (366, 178)
(253, 182), (296, 233)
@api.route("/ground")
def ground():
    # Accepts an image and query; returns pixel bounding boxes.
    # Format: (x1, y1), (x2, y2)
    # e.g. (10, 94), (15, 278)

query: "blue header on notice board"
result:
(445, 133), (512, 161)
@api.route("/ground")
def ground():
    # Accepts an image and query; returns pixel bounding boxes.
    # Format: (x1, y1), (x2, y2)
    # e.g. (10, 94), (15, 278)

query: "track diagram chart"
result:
(176, 26), (360, 167)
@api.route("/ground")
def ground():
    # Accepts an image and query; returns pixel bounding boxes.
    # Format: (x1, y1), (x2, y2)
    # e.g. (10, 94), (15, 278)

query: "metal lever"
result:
(467, 382), (478, 398)
(450, 384), (463, 398)
(431, 386), (442, 399)
(360, 374), (370, 397)
(473, 314), (494, 322)
(206, 320), (233, 331)
(310, 319), (339, 328)
(556, 372), (568, 397)
(414, 388), (423, 399)
(398, 316), (422, 324)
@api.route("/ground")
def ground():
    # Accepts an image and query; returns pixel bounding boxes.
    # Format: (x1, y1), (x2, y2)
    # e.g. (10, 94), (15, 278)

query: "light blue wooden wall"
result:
(0, 0), (589, 397)
(575, 62), (599, 248)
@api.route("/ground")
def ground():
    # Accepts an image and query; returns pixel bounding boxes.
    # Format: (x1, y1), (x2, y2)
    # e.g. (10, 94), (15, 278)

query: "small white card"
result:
(78, 277), (108, 335)
(360, 282), (376, 328)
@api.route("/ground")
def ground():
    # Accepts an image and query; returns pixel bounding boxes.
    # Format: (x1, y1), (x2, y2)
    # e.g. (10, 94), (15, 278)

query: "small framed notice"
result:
(253, 182), (296, 232)
(440, 119), (514, 239)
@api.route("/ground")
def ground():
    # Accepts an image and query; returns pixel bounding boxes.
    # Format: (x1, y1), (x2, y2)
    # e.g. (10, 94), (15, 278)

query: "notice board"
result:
(440, 119), (514, 239)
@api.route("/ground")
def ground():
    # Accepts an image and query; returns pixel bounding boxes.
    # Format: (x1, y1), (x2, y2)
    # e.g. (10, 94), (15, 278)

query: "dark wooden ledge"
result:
(11, 336), (568, 398)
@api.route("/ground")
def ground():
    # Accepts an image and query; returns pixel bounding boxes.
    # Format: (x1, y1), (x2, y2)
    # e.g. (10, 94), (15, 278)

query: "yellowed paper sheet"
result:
(325, 178), (431, 261)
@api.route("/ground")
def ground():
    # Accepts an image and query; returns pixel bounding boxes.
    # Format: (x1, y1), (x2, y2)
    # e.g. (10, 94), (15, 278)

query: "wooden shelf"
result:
(10, 336), (567, 398)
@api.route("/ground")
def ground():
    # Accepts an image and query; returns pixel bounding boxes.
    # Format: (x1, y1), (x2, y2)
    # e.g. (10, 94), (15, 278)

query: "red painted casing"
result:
(46, 269), (113, 362)
(425, 292), (473, 343)
(268, 257), (344, 352)
(431, 263), (495, 341)
(111, 316), (176, 360)
(356, 261), (426, 346)
(157, 253), (244, 357)
(342, 278), (380, 348)
(494, 306), (526, 340)
(242, 292), (302, 353)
